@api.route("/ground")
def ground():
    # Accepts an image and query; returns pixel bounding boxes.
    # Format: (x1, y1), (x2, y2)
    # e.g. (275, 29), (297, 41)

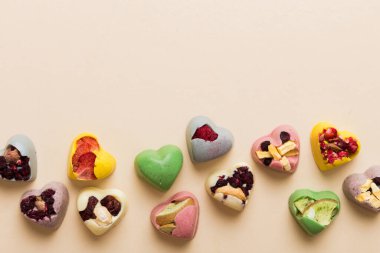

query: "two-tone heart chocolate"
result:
(135, 145), (183, 191)
(186, 116), (233, 163)
(0, 135), (37, 181)
(310, 122), (360, 171)
(150, 191), (199, 240)
(251, 125), (300, 173)
(77, 187), (127, 236)
(289, 189), (340, 235)
(20, 182), (69, 229)
(343, 166), (380, 212)
(68, 133), (116, 180)
(205, 162), (254, 211)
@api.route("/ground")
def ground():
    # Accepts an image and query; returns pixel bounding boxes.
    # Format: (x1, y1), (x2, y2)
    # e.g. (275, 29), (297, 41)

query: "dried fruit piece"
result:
(20, 189), (57, 221)
(260, 141), (271, 151)
(72, 137), (99, 180)
(255, 151), (273, 159)
(303, 200), (339, 226)
(191, 124), (218, 142)
(268, 144), (282, 160)
(100, 195), (121, 216)
(79, 196), (98, 221)
(280, 131), (290, 143)
(277, 141), (297, 156)
(156, 198), (194, 226)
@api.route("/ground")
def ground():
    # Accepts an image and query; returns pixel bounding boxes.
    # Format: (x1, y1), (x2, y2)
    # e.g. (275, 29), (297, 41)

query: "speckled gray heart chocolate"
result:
(20, 182), (69, 229)
(343, 166), (380, 212)
(0, 135), (37, 181)
(186, 116), (234, 163)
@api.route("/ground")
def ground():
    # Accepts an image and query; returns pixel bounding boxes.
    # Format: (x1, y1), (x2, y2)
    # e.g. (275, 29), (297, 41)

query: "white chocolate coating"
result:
(77, 187), (127, 236)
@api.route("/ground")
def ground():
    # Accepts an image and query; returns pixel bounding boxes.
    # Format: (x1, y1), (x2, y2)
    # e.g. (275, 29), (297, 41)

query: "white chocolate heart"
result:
(77, 187), (127, 236)
(205, 162), (254, 211)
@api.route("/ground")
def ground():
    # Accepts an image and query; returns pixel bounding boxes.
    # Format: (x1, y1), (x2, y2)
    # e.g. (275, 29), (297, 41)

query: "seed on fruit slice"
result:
(303, 199), (339, 226)
(294, 198), (315, 214)
(156, 198), (194, 226)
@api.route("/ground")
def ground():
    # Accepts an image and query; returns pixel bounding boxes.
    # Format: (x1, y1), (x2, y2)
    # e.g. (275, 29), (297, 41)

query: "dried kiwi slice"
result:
(294, 197), (315, 214)
(303, 199), (338, 226)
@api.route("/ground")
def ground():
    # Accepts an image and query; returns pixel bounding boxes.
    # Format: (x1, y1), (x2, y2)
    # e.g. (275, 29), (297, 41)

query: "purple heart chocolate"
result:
(20, 182), (69, 229)
(343, 166), (380, 212)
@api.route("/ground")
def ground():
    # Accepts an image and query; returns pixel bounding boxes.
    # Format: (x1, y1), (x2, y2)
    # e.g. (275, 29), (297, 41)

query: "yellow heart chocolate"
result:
(68, 133), (116, 180)
(310, 122), (360, 171)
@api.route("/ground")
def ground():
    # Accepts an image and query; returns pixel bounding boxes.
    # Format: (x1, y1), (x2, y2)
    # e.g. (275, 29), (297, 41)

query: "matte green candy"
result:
(288, 189), (340, 236)
(135, 145), (183, 191)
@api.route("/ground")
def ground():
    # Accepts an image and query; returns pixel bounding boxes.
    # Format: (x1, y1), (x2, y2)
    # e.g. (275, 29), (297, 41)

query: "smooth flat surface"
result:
(0, 1), (380, 252)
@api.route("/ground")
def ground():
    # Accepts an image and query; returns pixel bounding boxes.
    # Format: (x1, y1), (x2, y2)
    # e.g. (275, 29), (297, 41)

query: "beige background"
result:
(1, 0), (380, 252)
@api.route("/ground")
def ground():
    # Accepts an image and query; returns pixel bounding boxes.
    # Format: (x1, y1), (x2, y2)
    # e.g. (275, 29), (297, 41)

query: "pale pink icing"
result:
(172, 206), (197, 238)
(150, 191), (199, 239)
(251, 125), (300, 173)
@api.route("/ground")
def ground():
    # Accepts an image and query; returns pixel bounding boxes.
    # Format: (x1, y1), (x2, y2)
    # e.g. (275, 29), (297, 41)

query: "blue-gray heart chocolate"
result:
(186, 116), (233, 163)
(0, 135), (37, 181)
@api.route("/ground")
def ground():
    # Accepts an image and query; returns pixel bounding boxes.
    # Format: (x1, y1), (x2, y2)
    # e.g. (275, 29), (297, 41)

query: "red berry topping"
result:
(324, 128), (338, 141)
(192, 124), (219, 142)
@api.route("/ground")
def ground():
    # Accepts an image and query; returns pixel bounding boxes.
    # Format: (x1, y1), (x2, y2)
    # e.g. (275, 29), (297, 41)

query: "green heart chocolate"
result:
(135, 145), (183, 191)
(288, 189), (340, 235)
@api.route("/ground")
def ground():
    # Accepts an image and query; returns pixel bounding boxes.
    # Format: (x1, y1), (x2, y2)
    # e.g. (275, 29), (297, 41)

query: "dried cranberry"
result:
(373, 177), (380, 186)
(260, 141), (271, 151)
(280, 131), (290, 143)
(191, 124), (218, 142)
(100, 195), (122, 216)
(210, 166), (254, 197)
(20, 189), (57, 221)
(263, 158), (272, 166)
(20, 196), (37, 213)
(79, 196), (99, 221)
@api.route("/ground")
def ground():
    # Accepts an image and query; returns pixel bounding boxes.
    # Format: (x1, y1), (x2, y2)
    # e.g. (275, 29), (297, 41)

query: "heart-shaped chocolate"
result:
(205, 162), (254, 211)
(251, 125), (300, 173)
(289, 189), (340, 235)
(186, 116), (233, 163)
(151, 191), (199, 240)
(310, 122), (360, 171)
(68, 133), (116, 181)
(135, 145), (183, 191)
(77, 187), (127, 236)
(343, 166), (380, 212)
(20, 182), (69, 229)
(0, 135), (37, 181)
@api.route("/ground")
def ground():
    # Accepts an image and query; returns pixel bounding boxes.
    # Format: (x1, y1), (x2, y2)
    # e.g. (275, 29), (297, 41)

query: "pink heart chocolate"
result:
(251, 125), (300, 173)
(150, 191), (199, 240)
(20, 181), (69, 230)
